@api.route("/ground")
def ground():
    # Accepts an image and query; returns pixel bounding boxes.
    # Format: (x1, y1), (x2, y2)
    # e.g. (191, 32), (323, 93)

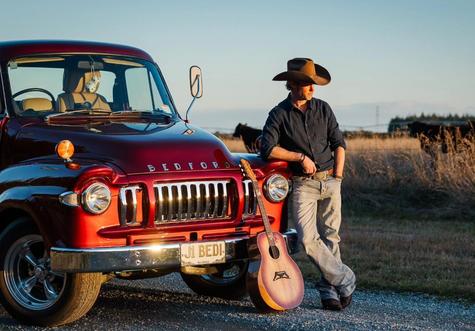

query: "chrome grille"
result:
(119, 179), (257, 227)
(154, 180), (233, 223)
(119, 185), (142, 226)
(242, 179), (257, 217)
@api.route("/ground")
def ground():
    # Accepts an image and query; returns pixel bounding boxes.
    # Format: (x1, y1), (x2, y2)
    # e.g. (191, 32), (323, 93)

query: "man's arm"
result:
(269, 146), (317, 175)
(333, 146), (345, 177)
(260, 110), (280, 160)
(325, 103), (346, 178)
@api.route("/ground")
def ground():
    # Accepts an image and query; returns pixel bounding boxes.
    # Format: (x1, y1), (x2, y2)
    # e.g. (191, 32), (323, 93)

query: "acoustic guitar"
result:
(240, 159), (304, 312)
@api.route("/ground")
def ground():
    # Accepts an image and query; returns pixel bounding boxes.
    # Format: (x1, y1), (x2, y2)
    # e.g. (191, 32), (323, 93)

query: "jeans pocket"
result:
(327, 176), (342, 185)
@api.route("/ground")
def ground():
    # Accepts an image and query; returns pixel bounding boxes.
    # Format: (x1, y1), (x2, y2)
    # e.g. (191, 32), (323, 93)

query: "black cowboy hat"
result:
(273, 58), (331, 85)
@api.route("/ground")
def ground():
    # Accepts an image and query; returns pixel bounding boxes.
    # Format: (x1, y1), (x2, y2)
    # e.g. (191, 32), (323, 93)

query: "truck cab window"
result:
(125, 67), (171, 114)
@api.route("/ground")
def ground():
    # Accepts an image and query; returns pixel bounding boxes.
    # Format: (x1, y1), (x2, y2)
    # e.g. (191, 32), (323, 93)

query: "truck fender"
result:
(0, 185), (68, 247)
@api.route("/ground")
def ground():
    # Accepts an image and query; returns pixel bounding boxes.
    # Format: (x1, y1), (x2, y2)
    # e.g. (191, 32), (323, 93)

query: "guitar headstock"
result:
(240, 159), (257, 181)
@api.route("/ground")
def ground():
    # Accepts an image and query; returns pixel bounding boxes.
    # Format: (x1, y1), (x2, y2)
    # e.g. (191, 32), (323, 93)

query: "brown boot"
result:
(340, 294), (353, 309)
(321, 299), (342, 311)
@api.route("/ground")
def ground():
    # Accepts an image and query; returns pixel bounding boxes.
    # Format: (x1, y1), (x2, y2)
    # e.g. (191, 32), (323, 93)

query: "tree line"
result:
(388, 113), (475, 133)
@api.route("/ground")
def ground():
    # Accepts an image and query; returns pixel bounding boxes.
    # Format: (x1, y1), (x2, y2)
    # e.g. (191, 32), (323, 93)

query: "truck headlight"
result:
(82, 183), (111, 214)
(263, 174), (289, 202)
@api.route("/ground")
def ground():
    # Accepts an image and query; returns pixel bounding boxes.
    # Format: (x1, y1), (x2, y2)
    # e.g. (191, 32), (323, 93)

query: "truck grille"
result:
(242, 179), (257, 217)
(119, 179), (257, 226)
(154, 180), (235, 224)
(119, 185), (143, 226)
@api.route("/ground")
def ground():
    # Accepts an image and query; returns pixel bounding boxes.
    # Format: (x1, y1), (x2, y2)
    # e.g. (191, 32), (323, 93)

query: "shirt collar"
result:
(283, 94), (317, 113)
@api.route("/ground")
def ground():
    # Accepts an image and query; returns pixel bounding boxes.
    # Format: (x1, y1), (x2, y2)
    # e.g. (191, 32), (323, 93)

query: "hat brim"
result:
(272, 64), (331, 86)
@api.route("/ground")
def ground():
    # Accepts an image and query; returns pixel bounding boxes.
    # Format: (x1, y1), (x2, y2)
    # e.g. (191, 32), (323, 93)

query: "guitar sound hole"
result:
(269, 246), (280, 259)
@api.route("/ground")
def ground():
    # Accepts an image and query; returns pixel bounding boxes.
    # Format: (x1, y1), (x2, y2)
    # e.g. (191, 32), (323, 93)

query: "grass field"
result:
(221, 134), (475, 301)
(343, 136), (475, 221)
(295, 217), (475, 302)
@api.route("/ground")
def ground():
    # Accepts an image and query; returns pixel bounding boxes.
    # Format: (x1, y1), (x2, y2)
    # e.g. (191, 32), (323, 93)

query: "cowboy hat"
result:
(273, 58), (331, 86)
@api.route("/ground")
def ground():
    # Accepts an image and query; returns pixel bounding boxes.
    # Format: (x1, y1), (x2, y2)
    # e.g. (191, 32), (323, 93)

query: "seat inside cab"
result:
(57, 69), (111, 112)
(20, 98), (54, 112)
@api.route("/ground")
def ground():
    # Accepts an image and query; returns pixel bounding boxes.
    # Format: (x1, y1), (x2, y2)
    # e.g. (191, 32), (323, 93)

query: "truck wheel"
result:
(0, 217), (102, 327)
(181, 261), (248, 300)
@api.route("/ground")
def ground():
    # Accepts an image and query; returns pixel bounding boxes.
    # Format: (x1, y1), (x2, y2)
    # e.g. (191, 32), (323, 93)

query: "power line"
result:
(376, 105), (380, 128)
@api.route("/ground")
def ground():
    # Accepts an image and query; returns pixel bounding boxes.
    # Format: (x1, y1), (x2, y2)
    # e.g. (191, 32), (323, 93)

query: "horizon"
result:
(190, 103), (475, 133)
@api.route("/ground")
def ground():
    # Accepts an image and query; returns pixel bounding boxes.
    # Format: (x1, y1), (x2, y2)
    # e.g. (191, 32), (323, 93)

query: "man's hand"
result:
(301, 155), (317, 175)
(268, 147), (317, 174)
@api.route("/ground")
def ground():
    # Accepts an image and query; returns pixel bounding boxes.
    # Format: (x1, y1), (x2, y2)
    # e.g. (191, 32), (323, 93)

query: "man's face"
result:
(289, 82), (315, 101)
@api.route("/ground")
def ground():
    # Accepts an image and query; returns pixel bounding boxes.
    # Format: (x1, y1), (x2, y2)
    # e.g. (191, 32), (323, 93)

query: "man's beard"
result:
(291, 87), (313, 102)
(294, 91), (312, 101)
(301, 91), (313, 101)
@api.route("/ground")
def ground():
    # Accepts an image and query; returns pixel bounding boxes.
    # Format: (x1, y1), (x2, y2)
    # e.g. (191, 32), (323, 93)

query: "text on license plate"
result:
(180, 241), (226, 266)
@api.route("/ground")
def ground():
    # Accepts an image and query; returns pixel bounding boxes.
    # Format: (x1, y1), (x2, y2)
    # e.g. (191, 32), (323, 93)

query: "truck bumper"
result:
(50, 229), (299, 273)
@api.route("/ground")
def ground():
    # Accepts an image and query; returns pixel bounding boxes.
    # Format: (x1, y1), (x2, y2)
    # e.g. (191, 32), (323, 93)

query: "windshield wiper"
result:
(45, 109), (111, 120)
(109, 110), (172, 117)
(109, 110), (173, 122)
(45, 109), (173, 123)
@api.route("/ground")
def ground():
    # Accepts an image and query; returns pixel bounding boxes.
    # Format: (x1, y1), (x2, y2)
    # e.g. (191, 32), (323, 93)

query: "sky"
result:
(1, 0), (474, 132)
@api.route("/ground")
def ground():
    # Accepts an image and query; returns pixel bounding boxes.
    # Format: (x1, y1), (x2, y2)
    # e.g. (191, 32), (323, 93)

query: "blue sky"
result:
(1, 0), (474, 131)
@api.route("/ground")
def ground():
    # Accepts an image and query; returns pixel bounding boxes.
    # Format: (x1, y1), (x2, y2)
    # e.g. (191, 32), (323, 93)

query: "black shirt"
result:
(260, 95), (346, 175)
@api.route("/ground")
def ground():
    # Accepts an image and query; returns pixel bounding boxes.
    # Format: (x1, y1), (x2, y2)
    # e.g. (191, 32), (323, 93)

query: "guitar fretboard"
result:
(240, 159), (278, 256)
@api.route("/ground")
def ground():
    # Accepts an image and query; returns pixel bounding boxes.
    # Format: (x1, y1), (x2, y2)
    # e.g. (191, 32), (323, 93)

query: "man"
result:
(260, 58), (356, 310)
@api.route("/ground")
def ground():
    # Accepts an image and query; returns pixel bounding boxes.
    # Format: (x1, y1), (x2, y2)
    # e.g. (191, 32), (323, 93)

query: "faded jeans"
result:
(290, 176), (356, 300)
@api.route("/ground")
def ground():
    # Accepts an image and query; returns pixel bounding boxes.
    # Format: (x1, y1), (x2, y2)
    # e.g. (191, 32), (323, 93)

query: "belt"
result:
(302, 168), (334, 181)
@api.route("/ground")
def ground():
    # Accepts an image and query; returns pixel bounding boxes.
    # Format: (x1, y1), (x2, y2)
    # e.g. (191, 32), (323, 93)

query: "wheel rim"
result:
(3, 234), (67, 310)
(201, 261), (248, 285)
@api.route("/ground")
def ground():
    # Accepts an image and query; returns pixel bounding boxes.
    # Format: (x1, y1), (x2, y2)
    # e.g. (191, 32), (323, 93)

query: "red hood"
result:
(13, 119), (237, 175)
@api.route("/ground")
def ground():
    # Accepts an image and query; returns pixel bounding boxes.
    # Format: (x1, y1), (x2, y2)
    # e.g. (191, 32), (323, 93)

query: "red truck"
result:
(0, 40), (298, 326)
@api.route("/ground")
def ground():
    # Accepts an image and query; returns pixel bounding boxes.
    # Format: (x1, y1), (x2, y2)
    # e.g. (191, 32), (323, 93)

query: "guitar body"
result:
(247, 232), (304, 312)
(240, 158), (304, 312)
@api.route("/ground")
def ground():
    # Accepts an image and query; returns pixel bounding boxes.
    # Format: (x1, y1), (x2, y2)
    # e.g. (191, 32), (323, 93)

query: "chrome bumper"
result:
(50, 229), (299, 273)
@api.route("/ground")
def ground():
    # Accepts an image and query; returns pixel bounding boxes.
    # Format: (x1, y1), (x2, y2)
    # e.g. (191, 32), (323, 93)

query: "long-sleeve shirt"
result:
(260, 95), (346, 175)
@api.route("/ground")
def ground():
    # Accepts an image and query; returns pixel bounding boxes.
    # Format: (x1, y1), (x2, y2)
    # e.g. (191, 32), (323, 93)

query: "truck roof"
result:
(0, 40), (154, 62)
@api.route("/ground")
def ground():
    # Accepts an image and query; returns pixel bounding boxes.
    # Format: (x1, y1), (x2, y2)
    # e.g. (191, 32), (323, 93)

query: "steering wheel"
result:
(12, 87), (55, 103)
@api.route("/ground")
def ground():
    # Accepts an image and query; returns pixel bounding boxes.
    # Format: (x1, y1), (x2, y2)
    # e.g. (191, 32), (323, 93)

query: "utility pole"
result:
(376, 105), (380, 131)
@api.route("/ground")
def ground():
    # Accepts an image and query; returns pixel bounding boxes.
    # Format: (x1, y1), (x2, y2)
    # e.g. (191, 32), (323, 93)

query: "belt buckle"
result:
(312, 171), (327, 181)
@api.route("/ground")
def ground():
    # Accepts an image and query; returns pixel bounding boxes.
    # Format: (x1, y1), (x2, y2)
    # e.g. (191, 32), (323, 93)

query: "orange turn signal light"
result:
(56, 140), (75, 160)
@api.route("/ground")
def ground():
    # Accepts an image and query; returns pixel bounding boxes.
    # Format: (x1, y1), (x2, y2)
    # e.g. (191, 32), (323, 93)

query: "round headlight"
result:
(263, 174), (289, 202)
(82, 183), (111, 214)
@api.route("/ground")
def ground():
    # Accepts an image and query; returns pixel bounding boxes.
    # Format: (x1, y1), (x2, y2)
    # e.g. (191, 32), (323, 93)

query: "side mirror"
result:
(189, 66), (203, 98)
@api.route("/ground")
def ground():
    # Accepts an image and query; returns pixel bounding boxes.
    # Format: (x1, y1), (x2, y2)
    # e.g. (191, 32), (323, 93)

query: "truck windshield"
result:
(7, 55), (177, 117)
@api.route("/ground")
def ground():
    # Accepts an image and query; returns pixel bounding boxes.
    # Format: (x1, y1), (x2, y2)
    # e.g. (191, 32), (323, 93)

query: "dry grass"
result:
(221, 137), (247, 153)
(343, 136), (475, 220)
(346, 136), (420, 151)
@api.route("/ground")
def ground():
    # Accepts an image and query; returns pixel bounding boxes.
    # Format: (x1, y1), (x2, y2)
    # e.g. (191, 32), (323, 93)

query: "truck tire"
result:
(181, 261), (248, 300)
(0, 217), (102, 327)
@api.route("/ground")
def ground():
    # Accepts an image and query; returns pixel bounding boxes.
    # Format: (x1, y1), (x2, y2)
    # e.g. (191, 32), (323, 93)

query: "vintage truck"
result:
(0, 40), (298, 326)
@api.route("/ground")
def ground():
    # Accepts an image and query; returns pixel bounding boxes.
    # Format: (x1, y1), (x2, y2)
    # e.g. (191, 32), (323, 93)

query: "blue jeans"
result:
(290, 176), (356, 300)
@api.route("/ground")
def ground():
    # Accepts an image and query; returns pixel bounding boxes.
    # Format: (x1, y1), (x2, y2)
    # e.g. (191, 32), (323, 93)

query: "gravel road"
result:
(1, 273), (474, 330)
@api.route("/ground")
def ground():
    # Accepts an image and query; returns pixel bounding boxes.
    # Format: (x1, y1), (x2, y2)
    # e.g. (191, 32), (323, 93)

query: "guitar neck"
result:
(250, 179), (276, 246)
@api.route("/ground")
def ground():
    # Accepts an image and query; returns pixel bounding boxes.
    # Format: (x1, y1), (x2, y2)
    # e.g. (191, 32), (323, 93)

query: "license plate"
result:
(180, 241), (226, 266)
